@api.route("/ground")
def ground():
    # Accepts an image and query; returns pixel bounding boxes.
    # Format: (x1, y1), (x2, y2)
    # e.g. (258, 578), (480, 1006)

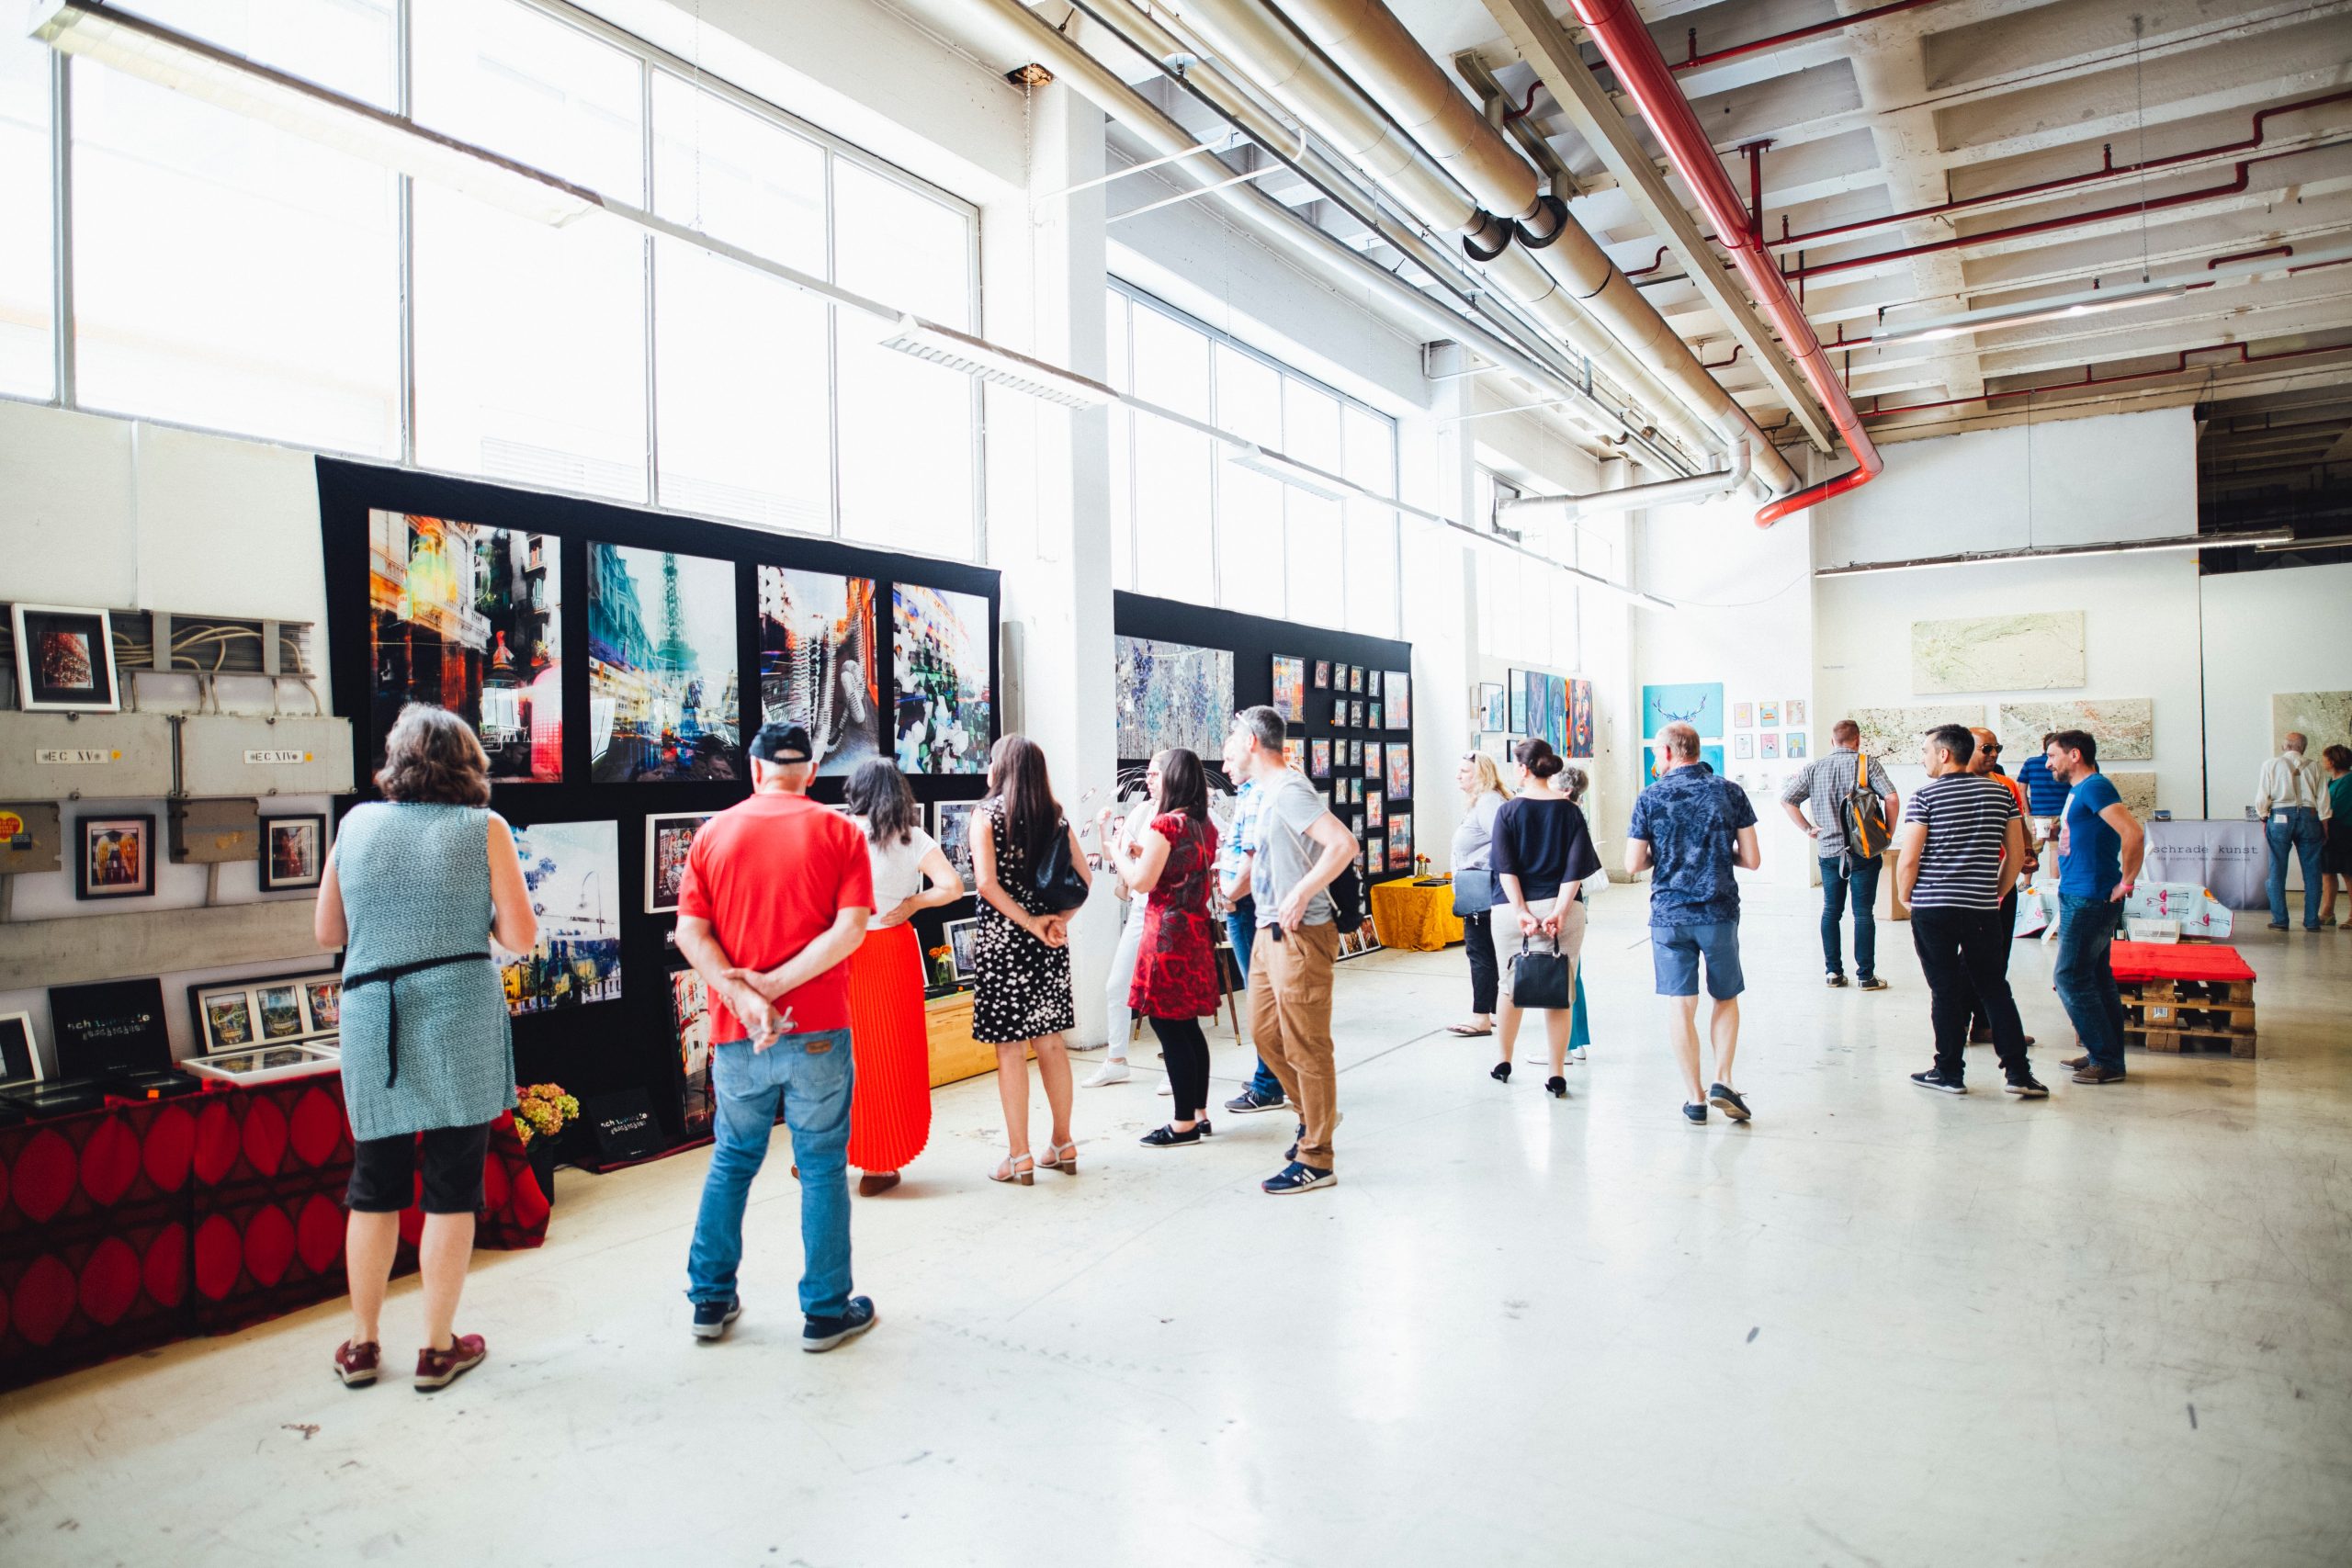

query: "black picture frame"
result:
(259, 813), (328, 891)
(75, 813), (155, 900)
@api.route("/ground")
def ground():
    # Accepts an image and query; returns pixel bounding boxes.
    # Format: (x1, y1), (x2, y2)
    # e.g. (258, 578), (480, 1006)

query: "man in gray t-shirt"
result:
(1780, 717), (1899, 990)
(1233, 704), (1356, 1195)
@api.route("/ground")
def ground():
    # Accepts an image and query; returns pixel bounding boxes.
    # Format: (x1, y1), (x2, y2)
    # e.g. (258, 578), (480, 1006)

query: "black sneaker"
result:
(1224, 1088), (1284, 1114)
(1825, 973), (1849, 988)
(2006, 1076), (2050, 1099)
(1858, 976), (1889, 992)
(802, 1295), (876, 1353)
(1139, 1123), (1204, 1149)
(1911, 1068), (1966, 1094)
(691, 1295), (742, 1341)
(1681, 1101), (1708, 1126)
(1707, 1083), (1751, 1121)
(1261, 1161), (1336, 1195)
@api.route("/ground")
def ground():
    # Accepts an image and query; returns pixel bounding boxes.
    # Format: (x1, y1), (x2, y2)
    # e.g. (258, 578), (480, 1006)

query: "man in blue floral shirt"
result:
(1628, 722), (1761, 1126)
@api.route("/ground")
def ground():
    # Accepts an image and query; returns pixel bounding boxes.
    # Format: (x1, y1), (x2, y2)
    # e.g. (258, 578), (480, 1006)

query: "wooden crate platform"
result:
(2119, 976), (2257, 1058)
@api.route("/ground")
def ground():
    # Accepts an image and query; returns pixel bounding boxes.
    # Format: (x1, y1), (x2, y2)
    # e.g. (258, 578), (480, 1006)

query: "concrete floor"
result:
(3, 884), (2348, 1567)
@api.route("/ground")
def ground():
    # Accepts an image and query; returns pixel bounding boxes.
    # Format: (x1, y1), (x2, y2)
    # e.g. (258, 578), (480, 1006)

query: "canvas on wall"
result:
(1910, 611), (2086, 695)
(1385, 671), (1410, 729)
(589, 543), (741, 783)
(2271, 691), (2352, 756)
(1116, 636), (1235, 761)
(1995, 698), (2154, 762)
(1568, 679), (1594, 758)
(894, 585), (992, 774)
(1849, 705), (1985, 760)
(368, 510), (561, 782)
(1642, 682), (1724, 739)
(504, 819), (623, 1015)
(1272, 656), (1306, 721)
(671, 967), (714, 1137)
(2107, 771), (2158, 817)
(758, 567), (879, 777)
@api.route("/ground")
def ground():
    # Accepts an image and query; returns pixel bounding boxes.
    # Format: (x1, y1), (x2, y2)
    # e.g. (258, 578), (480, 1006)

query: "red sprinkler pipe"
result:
(1860, 340), (2352, 419)
(1567, 0), (1880, 526)
(1674, 0), (1953, 73)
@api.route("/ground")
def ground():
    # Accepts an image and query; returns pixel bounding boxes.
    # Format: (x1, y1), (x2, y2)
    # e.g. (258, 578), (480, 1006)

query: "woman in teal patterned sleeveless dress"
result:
(315, 705), (539, 1393)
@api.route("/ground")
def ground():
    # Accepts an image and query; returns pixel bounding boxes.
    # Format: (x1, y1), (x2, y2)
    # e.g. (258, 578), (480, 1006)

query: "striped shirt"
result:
(1902, 773), (2020, 910)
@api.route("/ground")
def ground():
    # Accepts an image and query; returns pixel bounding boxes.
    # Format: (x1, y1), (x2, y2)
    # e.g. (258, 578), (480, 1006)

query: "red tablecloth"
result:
(2109, 942), (2256, 985)
(1, 1076), (548, 1392)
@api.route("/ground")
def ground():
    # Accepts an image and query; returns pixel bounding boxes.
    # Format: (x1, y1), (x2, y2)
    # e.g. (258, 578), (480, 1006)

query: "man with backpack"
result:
(1231, 705), (1359, 1194)
(1781, 718), (1900, 991)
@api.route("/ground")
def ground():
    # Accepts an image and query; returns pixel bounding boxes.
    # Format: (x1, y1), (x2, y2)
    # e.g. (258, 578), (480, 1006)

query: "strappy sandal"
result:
(1446, 1022), (1494, 1037)
(989, 1153), (1035, 1186)
(1037, 1139), (1079, 1174)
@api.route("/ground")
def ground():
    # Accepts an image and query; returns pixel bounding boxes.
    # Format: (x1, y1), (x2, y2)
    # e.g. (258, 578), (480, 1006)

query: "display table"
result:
(0, 1077), (548, 1392)
(1370, 878), (1465, 952)
(2143, 818), (2270, 909)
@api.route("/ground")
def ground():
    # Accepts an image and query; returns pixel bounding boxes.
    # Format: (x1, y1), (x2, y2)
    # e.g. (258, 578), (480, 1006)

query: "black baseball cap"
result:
(749, 722), (815, 764)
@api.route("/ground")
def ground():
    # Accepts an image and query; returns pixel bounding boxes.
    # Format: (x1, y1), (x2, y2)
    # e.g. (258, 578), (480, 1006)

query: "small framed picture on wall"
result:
(1788, 731), (1808, 758)
(645, 811), (718, 913)
(258, 814), (328, 892)
(10, 604), (121, 713)
(1734, 702), (1754, 729)
(76, 813), (154, 901)
(1350, 665), (1365, 694)
(1366, 670), (1382, 699)
(1760, 733), (1781, 760)
(1314, 660), (1331, 689)
(1735, 734), (1755, 760)
(1758, 702), (1781, 728)
(1787, 700), (1807, 726)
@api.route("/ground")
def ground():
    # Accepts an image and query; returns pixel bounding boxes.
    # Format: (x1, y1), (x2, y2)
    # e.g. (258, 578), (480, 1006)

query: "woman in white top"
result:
(841, 759), (964, 1195)
(1447, 752), (1512, 1038)
(1082, 752), (1168, 1089)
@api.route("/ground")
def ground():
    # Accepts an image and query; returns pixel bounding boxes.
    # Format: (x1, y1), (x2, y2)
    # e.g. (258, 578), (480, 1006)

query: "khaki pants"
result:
(1248, 919), (1340, 1169)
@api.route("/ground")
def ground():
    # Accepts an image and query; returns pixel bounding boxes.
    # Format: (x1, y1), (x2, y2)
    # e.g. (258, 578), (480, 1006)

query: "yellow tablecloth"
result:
(1369, 877), (1465, 952)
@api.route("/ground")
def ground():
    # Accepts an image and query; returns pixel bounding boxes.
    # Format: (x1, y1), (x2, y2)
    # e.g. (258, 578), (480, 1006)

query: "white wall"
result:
(1811, 407), (2203, 818)
(2199, 561), (2352, 817)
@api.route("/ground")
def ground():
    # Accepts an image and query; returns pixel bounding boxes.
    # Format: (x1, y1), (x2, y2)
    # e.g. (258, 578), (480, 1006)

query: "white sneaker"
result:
(1568, 1046), (1587, 1064)
(1156, 1081), (1172, 1096)
(1080, 1061), (1131, 1088)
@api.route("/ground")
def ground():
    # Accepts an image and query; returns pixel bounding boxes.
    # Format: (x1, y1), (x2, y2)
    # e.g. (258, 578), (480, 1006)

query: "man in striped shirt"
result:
(1894, 724), (2046, 1098)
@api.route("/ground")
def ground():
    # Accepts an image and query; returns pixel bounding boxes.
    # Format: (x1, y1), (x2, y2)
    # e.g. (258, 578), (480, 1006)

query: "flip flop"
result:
(1445, 1024), (1495, 1037)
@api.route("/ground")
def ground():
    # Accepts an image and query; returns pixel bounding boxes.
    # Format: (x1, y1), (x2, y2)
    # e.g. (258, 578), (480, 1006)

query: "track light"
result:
(1872, 282), (2188, 345)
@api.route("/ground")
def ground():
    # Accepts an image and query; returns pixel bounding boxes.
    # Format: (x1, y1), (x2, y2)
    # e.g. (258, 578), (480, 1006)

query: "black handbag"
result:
(1509, 936), (1572, 1010)
(1031, 818), (1092, 914)
(1451, 869), (1494, 917)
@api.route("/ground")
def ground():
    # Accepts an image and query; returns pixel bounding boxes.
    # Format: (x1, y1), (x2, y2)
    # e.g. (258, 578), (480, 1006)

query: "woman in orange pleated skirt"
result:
(842, 760), (966, 1196)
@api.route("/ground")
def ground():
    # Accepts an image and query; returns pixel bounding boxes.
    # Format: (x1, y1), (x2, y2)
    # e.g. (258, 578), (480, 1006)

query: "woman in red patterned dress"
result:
(1109, 748), (1222, 1148)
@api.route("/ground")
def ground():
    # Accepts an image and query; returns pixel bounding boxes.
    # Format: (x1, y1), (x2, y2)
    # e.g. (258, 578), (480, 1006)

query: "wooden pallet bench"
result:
(2111, 943), (2258, 1059)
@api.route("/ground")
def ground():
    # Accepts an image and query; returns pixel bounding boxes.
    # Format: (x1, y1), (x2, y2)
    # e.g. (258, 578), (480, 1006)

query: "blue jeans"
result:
(2052, 897), (2129, 1073)
(1227, 903), (1283, 1100)
(2266, 807), (2324, 929)
(686, 1029), (854, 1317)
(1820, 854), (1879, 979)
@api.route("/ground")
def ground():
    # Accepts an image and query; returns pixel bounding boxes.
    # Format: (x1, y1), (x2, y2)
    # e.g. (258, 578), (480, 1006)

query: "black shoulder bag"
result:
(1030, 818), (1092, 914)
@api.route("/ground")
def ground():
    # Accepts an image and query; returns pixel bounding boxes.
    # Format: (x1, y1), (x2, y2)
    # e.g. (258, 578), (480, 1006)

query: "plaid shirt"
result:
(1781, 747), (1894, 859)
(1217, 778), (1260, 900)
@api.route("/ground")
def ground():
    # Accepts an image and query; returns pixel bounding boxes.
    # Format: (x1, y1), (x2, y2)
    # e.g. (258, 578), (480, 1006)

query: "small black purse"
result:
(1509, 936), (1572, 1010)
(1031, 818), (1091, 914)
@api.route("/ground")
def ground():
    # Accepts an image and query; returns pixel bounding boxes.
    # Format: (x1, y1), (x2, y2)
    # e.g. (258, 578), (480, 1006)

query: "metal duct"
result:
(1500, 437), (1752, 520)
(1251, 0), (1797, 496)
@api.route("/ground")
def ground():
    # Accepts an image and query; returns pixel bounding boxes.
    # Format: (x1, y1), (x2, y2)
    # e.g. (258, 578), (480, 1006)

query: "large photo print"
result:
(759, 567), (881, 775)
(589, 544), (741, 783)
(893, 584), (992, 774)
(503, 820), (623, 1015)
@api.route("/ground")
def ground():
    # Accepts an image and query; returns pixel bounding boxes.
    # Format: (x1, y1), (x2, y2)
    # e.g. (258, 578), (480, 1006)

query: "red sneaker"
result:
(334, 1339), (379, 1388)
(413, 1333), (487, 1392)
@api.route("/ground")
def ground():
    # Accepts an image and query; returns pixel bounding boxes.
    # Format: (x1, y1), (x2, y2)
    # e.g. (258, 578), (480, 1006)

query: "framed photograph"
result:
(255, 983), (306, 1041)
(11, 604), (119, 712)
(1271, 655), (1306, 721)
(893, 584), (994, 774)
(1788, 700), (1807, 726)
(1788, 730), (1809, 759)
(180, 1043), (341, 1086)
(1761, 733), (1781, 760)
(303, 978), (343, 1032)
(1758, 702), (1781, 728)
(1388, 812), (1413, 871)
(590, 542), (742, 783)
(944, 917), (982, 979)
(0, 1011), (43, 1089)
(1366, 789), (1385, 829)
(1311, 739), (1331, 778)
(672, 967), (715, 1136)
(1385, 744), (1412, 800)
(76, 813), (154, 900)
(197, 989), (256, 1052)
(259, 814), (327, 892)
(1385, 672), (1410, 729)
(1361, 834), (1379, 876)
(1349, 665), (1364, 694)
(1569, 678), (1595, 759)
(1283, 737), (1306, 773)
(1368, 703), (1383, 731)
(934, 799), (981, 883)
(1734, 702), (1754, 729)
(645, 810), (718, 913)
(503, 820), (623, 1014)
(1351, 811), (1366, 838)
(369, 513), (560, 783)
(1352, 700), (1367, 729)
(1508, 670), (1530, 734)
(758, 568), (882, 777)
(1313, 660), (1331, 690)
(1734, 733), (1755, 760)
(1366, 670), (1382, 699)
(1479, 682), (1507, 731)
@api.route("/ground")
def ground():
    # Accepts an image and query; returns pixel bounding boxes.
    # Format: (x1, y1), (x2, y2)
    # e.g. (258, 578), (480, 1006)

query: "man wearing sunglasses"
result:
(1964, 728), (2035, 1049)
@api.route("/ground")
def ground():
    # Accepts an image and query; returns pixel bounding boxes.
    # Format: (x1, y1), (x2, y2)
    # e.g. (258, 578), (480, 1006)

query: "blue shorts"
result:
(1651, 920), (1745, 1000)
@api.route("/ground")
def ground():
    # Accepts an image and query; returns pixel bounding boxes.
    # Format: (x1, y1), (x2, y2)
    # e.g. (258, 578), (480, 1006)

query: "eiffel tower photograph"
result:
(585, 542), (741, 782)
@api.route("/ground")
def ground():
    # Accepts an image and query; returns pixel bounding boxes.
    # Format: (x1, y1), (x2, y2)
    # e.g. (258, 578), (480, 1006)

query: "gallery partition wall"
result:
(1114, 592), (1416, 886)
(317, 459), (999, 1144)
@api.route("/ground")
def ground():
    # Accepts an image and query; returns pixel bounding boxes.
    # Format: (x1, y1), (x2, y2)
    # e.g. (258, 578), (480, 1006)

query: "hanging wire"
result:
(2132, 14), (2152, 284)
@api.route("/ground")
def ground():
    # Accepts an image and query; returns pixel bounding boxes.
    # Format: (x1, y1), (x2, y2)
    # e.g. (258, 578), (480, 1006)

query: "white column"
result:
(981, 81), (1120, 1044)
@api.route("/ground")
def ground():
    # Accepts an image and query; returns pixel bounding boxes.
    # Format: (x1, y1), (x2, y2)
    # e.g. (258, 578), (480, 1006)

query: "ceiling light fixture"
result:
(1226, 444), (1351, 503)
(1815, 531), (2295, 576)
(876, 317), (1118, 409)
(1872, 282), (2188, 345)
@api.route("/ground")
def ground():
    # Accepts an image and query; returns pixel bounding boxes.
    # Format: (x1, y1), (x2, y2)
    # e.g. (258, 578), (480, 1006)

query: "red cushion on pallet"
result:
(2109, 942), (2256, 985)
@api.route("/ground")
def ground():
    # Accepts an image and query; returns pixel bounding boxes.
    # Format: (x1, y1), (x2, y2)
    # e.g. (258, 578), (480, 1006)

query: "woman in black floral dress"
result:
(970, 735), (1090, 1185)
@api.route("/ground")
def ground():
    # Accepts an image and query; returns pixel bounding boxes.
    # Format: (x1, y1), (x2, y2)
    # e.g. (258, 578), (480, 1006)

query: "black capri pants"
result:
(346, 1122), (493, 1215)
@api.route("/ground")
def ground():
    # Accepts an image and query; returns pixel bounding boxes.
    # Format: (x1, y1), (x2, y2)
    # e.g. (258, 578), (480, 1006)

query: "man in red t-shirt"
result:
(677, 723), (876, 1351)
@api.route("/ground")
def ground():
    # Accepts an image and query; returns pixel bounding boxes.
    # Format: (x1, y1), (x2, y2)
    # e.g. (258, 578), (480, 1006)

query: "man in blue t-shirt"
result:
(1627, 722), (1761, 1125)
(2045, 728), (2145, 1084)
(2016, 731), (2071, 874)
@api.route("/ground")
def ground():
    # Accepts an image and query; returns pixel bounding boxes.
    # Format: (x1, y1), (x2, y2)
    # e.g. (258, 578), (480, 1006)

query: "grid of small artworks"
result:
(1299, 655), (1410, 876)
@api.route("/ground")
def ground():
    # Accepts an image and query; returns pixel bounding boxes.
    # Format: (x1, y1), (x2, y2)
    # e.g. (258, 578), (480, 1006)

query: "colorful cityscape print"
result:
(893, 585), (991, 774)
(503, 819), (623, 1015)
(758, 567), (881, 776)
(589, 544), (741, 783)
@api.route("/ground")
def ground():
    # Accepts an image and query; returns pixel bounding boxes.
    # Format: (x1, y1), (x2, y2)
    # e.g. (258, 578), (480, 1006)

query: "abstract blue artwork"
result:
(1641, 682), (1725, 739)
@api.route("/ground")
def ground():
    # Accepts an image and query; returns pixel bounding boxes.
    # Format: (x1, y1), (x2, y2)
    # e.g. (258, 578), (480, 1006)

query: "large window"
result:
(3, 0), (981, 558)
(1104, 284), (1399, 635)
(1472, 465), (1632, 671)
